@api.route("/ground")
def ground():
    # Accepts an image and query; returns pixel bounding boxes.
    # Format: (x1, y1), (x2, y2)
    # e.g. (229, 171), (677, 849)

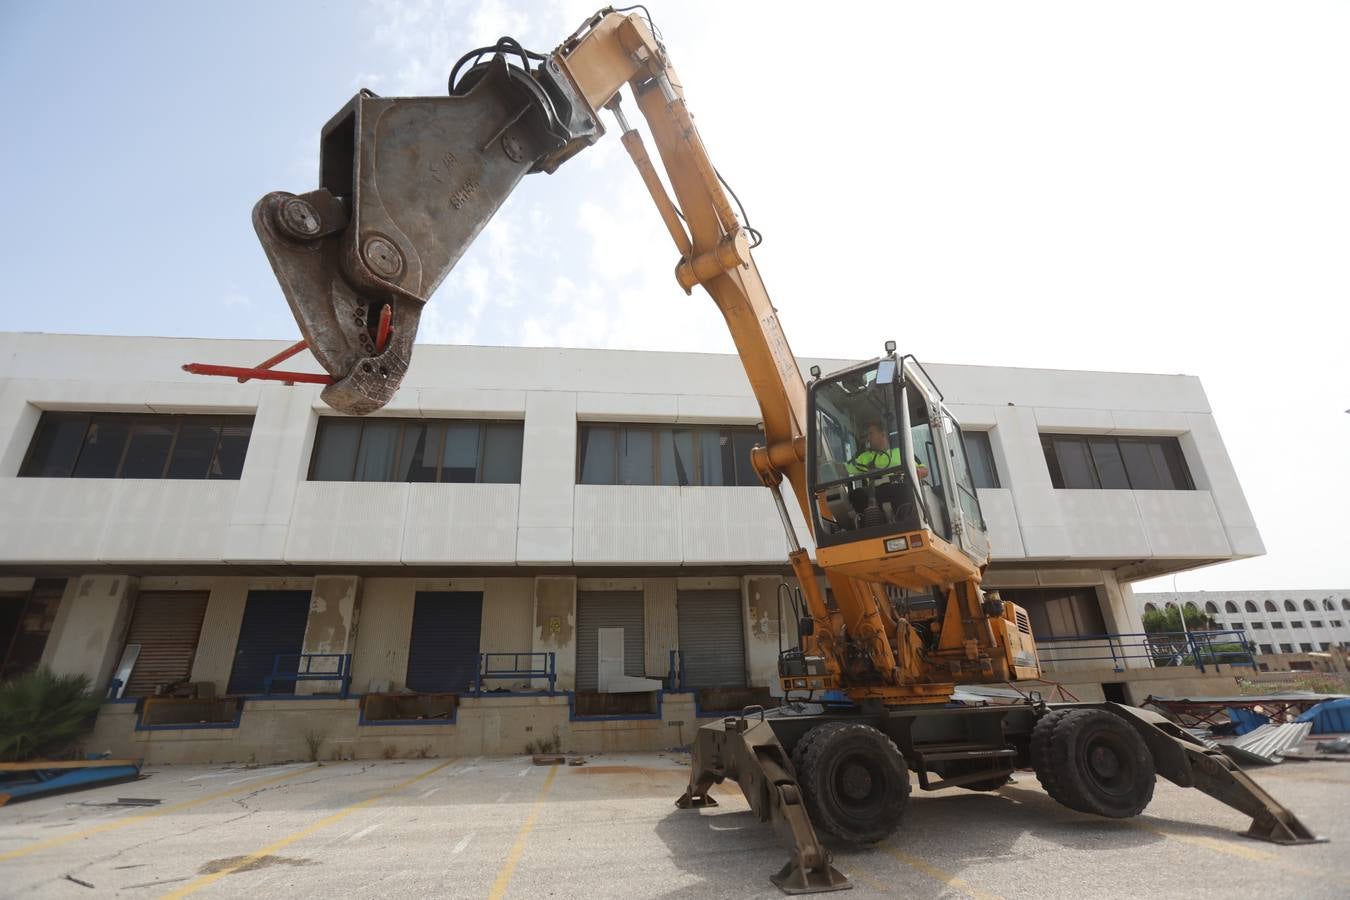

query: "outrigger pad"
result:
(675, 788), (719, 808)
(252, 54), (599, 415)
(770, 857), (853, 895)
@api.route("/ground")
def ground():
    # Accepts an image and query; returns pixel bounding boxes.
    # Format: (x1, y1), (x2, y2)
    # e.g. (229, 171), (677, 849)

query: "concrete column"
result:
(350, 577), (415, 693)
(1100, 572), (1148, 670)
(481, 578), (535, 689)
(644, 578), (678, 682)
(41, 575), (137, 693)
(298, 575), (361, 694)
(189, 579), (248, 691)
(533, 576), (576, 690)
(745, 576), (784, 691)
(516, 391), (577, 564)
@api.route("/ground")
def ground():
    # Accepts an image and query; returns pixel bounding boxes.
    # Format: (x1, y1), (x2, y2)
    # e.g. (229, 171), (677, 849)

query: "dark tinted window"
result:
(577, 424), (764, 486)
(1041, 434), (1194, 490)
(961, 431), (1000, 489)
(21, 412), (253, 480)
(309, 418), (522, 483)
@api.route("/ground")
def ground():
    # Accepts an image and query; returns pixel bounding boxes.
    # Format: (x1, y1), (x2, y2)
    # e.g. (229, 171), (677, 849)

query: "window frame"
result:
(307, 416), (524, 484)
(576, 423), (765, 487)
(1040, 433), (1195, 491)
(19, 411), (254, 480)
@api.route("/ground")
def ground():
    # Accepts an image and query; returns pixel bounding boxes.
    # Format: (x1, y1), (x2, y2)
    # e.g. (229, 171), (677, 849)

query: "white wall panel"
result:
(576, 391), (678, 421)
(0, 479), (117, 562)
(1054, 491), (1152, 559)
(675, 394), (760, 423)
(401, 483), (519, 564)
(574, 485), (681, 565)
(285, 482), (410, 563)
(417, 388), (526, 417)
(976, 489), (1025, 559)
(98, 481), (237, 562)
(1134, 491), (1232, 558)
(680, 488), (796, 565)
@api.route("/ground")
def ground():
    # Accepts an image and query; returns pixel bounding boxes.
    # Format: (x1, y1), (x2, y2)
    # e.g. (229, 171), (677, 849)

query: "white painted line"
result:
(452, 832), (476, 854)
(496, 792), (511, 803)
(517, 767), (531, 777)
(224, 763), (310, 786)
(420, 786), (442, 799)
(345, 823), (383, 843)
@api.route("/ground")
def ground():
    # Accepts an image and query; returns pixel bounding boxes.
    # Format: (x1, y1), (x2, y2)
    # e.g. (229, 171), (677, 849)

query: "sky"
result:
(1, 1), (1346, 592)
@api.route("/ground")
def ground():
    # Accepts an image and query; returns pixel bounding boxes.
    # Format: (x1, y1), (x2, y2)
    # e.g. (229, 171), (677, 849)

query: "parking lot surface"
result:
(2, 752), (1348, 898)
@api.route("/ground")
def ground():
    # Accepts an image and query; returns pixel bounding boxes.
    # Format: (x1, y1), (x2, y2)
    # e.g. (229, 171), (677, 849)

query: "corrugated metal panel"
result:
(576, 591), (644, 692)
(122, 591), (208, 696)
(677, 590), (746, 689)
(1225, 722), (1312, 765)
(226, 590), (310, 695)
(406, 591), (482, 693)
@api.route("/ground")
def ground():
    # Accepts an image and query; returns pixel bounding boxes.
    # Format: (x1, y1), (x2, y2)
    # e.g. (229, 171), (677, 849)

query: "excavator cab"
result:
(806, 350), (990, 588)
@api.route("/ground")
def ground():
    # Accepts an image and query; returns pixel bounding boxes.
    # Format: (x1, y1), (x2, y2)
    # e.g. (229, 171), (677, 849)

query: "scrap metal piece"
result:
(1223, 722), (1313, 766)
(676, 715), (850, 894)
(253, 55), (600, 415)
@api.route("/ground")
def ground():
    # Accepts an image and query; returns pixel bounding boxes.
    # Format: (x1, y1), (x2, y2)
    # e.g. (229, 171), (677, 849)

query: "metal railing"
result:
(473, 652), (556, 695)
(263, 653), (352, 697)
(668, 650), (685, 691)
(1035, 630), (1256, 673)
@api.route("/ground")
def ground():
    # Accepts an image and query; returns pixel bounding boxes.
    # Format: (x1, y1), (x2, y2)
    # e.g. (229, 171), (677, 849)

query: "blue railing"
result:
(1035, 630), (1255, 673)
(473, 652), (556, 695)
(263, 653), (352, 697)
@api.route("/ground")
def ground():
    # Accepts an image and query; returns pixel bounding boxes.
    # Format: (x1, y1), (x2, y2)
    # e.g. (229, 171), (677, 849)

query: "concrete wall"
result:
(41, 575), (136, 689)
(1136, 588), (1350, 655)
(0, 333), (1260, 573)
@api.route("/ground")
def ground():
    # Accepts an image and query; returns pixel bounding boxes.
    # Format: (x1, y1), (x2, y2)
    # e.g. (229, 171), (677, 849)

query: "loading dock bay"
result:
(2, 753), (1347, 898)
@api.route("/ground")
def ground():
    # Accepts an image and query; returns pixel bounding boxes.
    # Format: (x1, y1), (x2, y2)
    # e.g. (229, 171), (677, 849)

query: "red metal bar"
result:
(181, 363), (335, 385)
(376, 303), (393, 353)
(237, 339), (309, 383)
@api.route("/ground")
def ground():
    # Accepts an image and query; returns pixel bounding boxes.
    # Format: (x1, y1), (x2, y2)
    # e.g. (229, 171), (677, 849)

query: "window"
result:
(1251, 621), (1265, 630)
(1280, 643), (1294, 653)
(1303, 599), (1316, 611)
(1321, 643), (1332, 651)
(21, 412), (252, 480)
(1257, 644), (1273, 654)
(1204, 602), (1218, 614)
(1332, 620), (1344, 628)
(1283, 599), (1297, 612)
(310, 418), (523, 483)
(1244, 601), (1258, 613)
(0, 579), (65, 680)
(1311, 620), (1324, 628)
(1264, 600), (1278, 612)
(962, 431), (1000, 489)
(1300, 643), (1314, 652)
(1271, 621), (1285, 629)
(577, 424), (762, 486)
(1224, 601), (1238, 613)
(1040, 434), (1193, 490)
(1291, 620), (1304, 629)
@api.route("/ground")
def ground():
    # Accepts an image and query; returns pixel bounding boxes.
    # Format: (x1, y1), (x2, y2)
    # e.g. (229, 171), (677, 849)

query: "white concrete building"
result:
(1136, 590), (1350, 658)
(0, 333), (1265, 763)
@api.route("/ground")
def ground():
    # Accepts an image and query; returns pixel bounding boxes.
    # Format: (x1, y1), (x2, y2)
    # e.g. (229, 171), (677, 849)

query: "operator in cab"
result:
(848, 421), (929, 479)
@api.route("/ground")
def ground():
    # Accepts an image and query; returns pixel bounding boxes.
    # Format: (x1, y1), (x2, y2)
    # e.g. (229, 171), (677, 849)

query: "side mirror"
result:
(799, 616), (815, 636)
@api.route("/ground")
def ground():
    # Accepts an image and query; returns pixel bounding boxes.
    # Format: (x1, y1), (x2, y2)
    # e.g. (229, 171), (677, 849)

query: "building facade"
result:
(0, 333), (1265, 763)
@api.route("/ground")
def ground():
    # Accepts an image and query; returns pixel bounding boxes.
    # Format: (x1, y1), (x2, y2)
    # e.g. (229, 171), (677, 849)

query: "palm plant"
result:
(0, 667), (103, 762)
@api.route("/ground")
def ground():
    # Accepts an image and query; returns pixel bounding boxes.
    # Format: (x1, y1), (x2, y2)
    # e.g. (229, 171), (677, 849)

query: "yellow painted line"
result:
(159, 758), (454, 899)
(0, 764), (317, 863)
(877, 843), (1004, 900)
(487, 765), (559, 900)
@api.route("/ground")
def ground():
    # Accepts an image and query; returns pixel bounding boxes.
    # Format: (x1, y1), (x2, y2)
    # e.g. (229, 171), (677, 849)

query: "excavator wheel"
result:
(1032, 708), (1155, 818)
(791, 721), (910, 844)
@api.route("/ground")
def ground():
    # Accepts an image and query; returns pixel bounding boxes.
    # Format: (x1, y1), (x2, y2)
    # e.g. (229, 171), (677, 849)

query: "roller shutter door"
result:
(406, 591), (482, 693)
(575, 592), (644, 692)
(677, 590), (747, 689)
(122, 591), (209, 697)
(227, 590), (311, 695)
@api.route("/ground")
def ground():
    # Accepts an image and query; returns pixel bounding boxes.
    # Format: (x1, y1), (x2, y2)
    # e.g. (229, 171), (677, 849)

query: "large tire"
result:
(1032, 708), (1155, 818)
(790, 722), (910, 844)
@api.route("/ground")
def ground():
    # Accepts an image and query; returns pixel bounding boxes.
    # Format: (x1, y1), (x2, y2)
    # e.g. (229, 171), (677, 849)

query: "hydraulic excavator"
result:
(185, 7), (1323, 892)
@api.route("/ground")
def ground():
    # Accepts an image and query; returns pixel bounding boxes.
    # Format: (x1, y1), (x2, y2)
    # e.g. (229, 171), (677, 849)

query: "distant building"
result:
(1135, 590), (1350, 656)
(0, 333), (1267, 762)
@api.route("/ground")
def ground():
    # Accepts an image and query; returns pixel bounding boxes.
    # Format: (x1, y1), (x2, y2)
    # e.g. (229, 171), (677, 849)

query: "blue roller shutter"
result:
(227, 590), (311, 695)
(406, 591), (483, 693)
